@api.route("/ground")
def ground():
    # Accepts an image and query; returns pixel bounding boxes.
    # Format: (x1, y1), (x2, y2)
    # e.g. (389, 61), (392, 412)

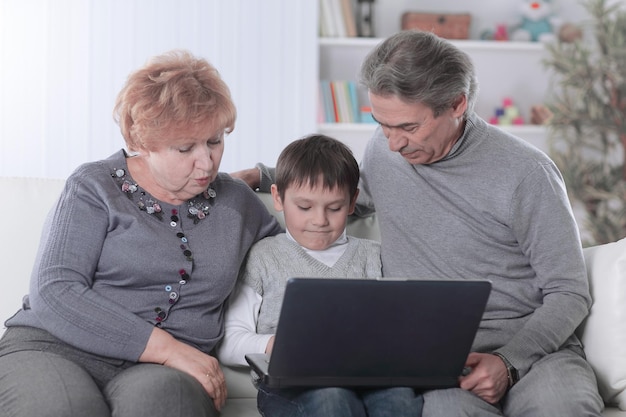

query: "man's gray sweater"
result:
(355, 113), (591, 378)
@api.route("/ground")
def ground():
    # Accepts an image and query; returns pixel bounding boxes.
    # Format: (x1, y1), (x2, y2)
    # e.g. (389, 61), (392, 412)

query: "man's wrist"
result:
(493, 352), (519, 388)
(255, 163), (274, 193)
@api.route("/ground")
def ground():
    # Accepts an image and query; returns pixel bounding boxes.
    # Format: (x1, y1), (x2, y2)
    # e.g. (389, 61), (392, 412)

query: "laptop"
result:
(245, 277), (491, 389)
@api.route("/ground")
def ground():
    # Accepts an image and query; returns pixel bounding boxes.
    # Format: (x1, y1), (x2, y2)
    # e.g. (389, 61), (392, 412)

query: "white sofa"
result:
(1, 176), (624, 416)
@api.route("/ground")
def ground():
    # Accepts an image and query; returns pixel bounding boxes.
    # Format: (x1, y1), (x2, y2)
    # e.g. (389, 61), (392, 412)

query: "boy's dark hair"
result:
(275, 134), (359, 201)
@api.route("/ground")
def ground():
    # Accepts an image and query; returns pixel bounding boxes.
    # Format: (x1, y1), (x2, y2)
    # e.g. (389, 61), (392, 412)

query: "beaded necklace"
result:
(111, 167), (217, 326)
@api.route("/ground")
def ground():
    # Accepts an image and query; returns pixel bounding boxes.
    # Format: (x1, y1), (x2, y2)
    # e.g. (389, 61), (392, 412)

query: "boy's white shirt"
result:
(217, 283), (271, 366)
(217, 229), (349, 366)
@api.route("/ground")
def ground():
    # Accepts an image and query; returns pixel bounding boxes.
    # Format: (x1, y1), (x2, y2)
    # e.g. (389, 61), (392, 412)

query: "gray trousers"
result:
(0, 326), (218, 417)
(422, 346), (604, 417)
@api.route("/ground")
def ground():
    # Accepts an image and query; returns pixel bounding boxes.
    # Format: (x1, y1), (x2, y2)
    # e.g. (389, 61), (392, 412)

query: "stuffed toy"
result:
(489, 98), (525, 125)
(510, 0), (562, 42)
(558, 22), (583, 43)
(480, 24), (509, 41)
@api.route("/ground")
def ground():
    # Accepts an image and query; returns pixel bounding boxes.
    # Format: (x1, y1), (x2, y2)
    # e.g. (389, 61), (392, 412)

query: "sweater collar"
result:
(285, 229), (349, 268)
(438, 113), (482, 162)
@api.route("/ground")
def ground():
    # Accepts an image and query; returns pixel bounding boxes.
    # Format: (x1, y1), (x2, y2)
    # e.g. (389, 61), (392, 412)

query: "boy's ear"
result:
(270, 184), (284, 212)
(348, 188), (360, 215)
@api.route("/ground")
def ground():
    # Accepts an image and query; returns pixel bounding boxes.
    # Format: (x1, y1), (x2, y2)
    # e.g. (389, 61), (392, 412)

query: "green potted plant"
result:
(542, 0), (626, 245)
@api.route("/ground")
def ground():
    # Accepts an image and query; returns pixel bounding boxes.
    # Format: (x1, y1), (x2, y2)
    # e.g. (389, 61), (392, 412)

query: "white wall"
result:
(1, 0), (620, 179)
(0, 0), (318, 179)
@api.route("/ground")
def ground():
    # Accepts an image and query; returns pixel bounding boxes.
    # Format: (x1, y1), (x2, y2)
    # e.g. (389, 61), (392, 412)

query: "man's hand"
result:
(458, 352), (510, 404)
(230, 168), (260, 189)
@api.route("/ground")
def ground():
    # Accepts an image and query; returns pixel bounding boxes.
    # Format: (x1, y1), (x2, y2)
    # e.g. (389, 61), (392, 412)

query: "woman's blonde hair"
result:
(113, 49), (236, 151)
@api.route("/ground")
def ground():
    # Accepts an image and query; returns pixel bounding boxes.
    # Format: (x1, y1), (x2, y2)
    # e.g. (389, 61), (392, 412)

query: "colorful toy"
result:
(489, 98), (525, 125)
(530, 104), (553, 125)
(480, 24), (509, 41)
(510, 0), (561, 42)
(558, 22), (583, 43)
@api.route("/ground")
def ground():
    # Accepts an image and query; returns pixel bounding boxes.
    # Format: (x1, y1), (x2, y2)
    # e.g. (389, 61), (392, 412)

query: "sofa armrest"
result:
(580, 238), (626, 410)
(1, 177), (66, 335)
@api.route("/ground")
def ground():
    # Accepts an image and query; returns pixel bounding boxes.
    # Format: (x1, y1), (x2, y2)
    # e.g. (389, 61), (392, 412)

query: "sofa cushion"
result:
(581, 237), (626, 410)
(223, 366), (258, 399)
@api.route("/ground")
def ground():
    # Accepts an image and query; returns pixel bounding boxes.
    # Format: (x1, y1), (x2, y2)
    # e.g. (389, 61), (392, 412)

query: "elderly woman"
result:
(0, 50), (281, 417)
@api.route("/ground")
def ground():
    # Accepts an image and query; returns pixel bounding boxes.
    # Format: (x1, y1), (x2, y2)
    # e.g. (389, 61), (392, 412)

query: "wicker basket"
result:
(401, 12), (471, 39)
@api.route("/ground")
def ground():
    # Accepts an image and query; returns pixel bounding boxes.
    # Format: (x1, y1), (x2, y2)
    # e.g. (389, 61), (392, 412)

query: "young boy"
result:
(218, 134), (423, 417)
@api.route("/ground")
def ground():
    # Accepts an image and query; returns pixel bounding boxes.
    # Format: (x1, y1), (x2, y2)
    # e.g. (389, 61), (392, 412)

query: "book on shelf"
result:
(340, 0), (357, 37)
(319, 80), (336, 122)
(319, 80), (360, 123)
(319, 0), (357, 38)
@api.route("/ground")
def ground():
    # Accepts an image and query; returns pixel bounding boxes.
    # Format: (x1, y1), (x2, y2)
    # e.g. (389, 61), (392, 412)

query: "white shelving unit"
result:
(318, 37), (551, 161)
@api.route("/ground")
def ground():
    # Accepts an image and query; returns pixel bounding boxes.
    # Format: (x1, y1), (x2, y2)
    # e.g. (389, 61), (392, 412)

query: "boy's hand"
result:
(265, 335), (275, 355)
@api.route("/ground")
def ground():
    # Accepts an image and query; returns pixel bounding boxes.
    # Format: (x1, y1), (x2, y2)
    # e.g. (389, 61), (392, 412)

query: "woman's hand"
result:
(140, 327), (227, 410)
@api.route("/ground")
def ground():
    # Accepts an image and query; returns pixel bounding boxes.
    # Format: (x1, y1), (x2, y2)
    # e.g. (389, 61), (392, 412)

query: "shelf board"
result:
(317, 123), (548, 158)
(319, 37), (546, 52)
(319, 37), (384, 47)
(451, 40), (546, 52)
(319, 122), (546, 134)
(496, 124), (547, 134)
(318, 122), (377, 131)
